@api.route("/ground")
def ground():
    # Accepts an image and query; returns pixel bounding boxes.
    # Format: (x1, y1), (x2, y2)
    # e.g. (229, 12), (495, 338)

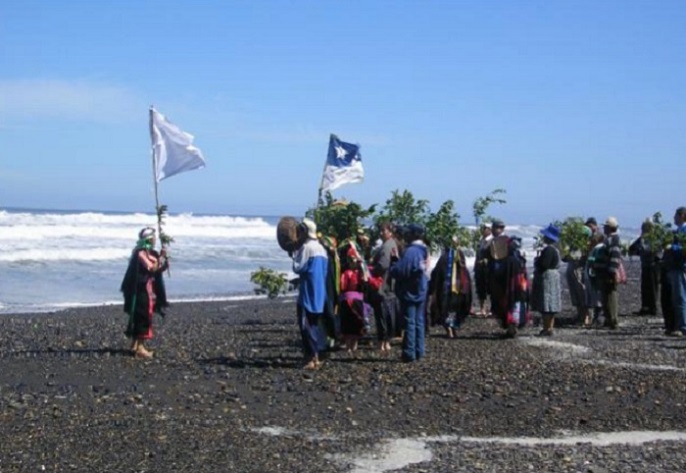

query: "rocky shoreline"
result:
(1, 263), (686, 472)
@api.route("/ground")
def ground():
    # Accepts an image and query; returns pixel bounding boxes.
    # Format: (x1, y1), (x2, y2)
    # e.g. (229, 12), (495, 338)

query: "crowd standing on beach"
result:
(119, 207), (686, 368)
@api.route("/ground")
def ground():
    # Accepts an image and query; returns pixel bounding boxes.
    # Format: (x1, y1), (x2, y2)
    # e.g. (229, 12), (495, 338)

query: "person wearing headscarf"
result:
(120, 227), (169, 358)
(429, 235), (473, 338)
(532, 224), (562, 336)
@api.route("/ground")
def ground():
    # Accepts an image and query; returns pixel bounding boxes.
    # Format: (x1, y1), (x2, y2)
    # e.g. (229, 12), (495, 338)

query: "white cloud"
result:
(0, 79), (142, 123)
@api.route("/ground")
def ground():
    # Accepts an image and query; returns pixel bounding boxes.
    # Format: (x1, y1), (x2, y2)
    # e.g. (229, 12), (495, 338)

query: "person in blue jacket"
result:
(292, 218), (329, 369)
(390, 224), (429, 362)
(667, 207), (686, 336)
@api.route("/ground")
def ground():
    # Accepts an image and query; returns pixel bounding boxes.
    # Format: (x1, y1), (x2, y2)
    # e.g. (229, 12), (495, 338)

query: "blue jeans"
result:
(669, 270), (686, 333)
(401, 300), (425, 362)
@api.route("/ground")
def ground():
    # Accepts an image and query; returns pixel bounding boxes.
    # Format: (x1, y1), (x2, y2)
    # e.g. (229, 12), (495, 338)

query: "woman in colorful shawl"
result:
(339, 245), (371, 354)
(429, 235), (473, 338)
(120, 227), (169, 358)
(531, 224), (562, 336)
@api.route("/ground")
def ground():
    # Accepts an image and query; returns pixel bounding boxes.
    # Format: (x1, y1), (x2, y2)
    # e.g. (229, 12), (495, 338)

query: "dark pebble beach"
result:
(1, 262), (686, 472)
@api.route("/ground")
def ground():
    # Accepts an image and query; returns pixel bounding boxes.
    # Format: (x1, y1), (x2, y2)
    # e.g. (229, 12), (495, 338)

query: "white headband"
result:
(139, 227), (156, 240)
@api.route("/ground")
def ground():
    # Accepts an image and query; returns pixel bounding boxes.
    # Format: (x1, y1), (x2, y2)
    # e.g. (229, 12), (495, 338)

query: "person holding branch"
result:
(120, 227), (169, 358)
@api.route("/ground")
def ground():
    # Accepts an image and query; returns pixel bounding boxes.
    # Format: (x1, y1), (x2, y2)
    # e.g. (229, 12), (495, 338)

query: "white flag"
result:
(150, 108), (206, 182)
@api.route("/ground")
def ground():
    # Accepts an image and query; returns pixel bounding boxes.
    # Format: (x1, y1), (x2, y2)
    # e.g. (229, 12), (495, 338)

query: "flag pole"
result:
(149, 106), (164, 249)
(317, 133), (335, 208)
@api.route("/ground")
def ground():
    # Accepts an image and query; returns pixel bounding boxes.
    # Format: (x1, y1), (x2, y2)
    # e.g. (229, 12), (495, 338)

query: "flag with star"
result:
(320, 134), (364, 193)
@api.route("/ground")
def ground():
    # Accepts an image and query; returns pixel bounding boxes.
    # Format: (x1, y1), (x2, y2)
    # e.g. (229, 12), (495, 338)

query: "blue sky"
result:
(1, 1), (684, 226)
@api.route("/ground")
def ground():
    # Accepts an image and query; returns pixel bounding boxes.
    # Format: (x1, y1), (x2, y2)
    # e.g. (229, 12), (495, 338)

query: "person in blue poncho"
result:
(292, 218), (329, 369)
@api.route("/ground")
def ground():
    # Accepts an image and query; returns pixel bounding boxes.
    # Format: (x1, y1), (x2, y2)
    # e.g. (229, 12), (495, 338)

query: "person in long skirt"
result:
(369, 221), (399, 352)
(532, 224), (562, 336)
(339, 246), (370, 354)
(487, 220), (529, 337)
(120, 227), (169, 358)
(429, 235), (473, 338)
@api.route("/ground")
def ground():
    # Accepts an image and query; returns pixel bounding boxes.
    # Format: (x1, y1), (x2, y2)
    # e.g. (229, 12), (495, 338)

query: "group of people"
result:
(290, 218), (430, 368)
(118, 206), (686, 365)
(563, 216), (626, 331)
(561, 207), (686, 338)
(624, 207), (686, 336)
(290, 216), (534, 369)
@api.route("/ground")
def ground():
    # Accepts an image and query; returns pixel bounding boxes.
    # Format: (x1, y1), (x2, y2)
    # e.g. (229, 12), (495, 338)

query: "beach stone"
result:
(0, 263), (685, 471)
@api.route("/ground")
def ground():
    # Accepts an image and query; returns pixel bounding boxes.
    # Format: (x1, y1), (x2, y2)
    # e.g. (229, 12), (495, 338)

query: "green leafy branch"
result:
(307, 192), (377, 242)
(425, 200), (468, 249)
(644, 212), (673, 253)
(156, 204), (175, 246)
(554, 217), (588, 259)
(472, 188), (507, 226)
(250, 267), (289, 299)
(374, 189), (430, 229)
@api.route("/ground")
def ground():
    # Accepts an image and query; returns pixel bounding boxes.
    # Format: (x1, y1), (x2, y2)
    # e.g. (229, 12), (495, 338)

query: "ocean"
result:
(0, 208), (290, 314)
(0, 207), (640, 314)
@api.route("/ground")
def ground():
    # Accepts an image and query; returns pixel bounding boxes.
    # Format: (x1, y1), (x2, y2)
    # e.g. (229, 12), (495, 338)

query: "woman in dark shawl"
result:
(120, 227), (169, 358)
(488, 236), (529, 338)
(430, 236), (473, 338)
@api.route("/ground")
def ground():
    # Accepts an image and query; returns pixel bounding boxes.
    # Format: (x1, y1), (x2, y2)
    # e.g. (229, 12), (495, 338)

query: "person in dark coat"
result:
(474, 224), (492, 317)
(532, 224), (562, 336)
(429, 235), (473, 338)
(628, 220), (660, 316)
(487, 220), (529, 337)
(369, 221), (399, 352)
(120, 227), (169, 358)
